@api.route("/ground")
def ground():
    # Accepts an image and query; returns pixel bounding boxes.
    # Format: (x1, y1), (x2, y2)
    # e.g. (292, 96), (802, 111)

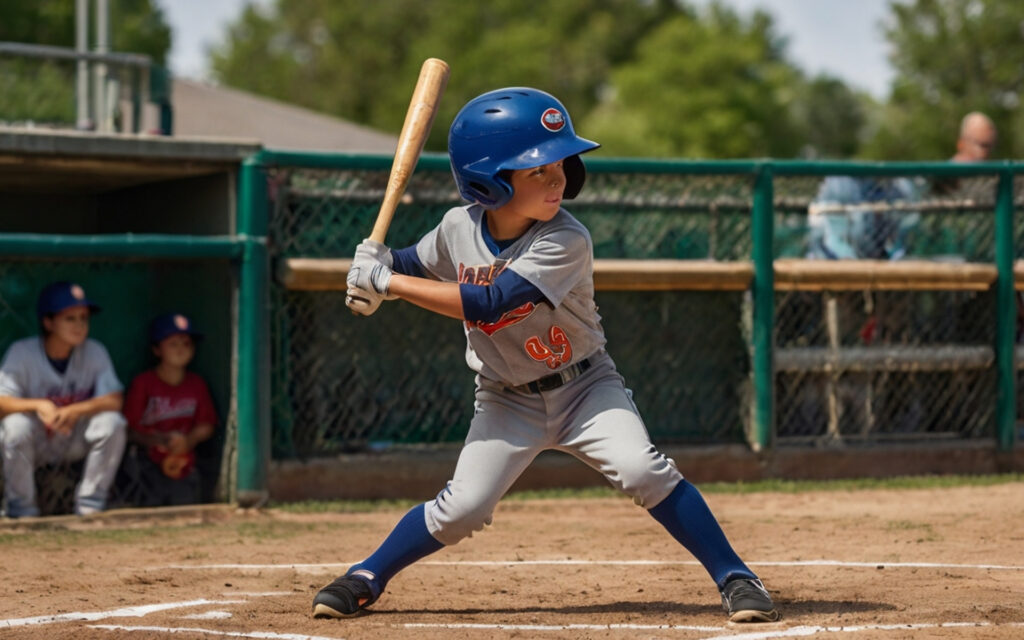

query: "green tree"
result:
(863, 0), (1024, 160)
(0, 0), (170, 62)
(790, 75), (872, 159)
(211, 0), (674, 151)
(581, 3), (803, 158)
(0, 0), (171, 125)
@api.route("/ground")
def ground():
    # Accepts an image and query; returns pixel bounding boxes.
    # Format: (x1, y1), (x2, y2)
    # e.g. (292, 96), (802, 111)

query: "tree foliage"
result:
(0, 0), (170, 63)
(581, 4), (804, 157)
(864, 0), (1024, 159)
(211, 0), (678, 152)
(212, 0), (860, 158)
(0, 0), (171, 125)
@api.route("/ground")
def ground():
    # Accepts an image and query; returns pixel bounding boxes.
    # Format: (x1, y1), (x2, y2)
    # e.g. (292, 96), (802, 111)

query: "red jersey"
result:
(123, 369), (218, 472)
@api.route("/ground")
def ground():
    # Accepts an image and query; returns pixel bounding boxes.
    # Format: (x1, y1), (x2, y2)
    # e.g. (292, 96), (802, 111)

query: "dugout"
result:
(0, 127), (264, 514)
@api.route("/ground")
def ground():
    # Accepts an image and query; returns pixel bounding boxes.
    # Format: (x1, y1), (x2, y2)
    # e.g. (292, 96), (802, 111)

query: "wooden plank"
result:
(593, 259), (752, 291)
(278, 258), (755, 291)
(774, 258), (996, 291)
(775, 345), (993, 373)
(277, 258), (352, 291)
(280, 257), (1006, 293)
(1014, 260), (1024, 291)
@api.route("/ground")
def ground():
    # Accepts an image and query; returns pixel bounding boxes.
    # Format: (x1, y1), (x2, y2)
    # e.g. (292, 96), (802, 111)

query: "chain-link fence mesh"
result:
(268, 159), (1024, 459)
(774, 173), (1001, 443)
(0, 258), (234, 516)
(268, 164), (755, 458)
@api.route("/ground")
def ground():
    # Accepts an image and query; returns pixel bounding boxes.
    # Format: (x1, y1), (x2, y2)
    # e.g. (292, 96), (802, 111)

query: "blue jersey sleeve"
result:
(461, 269), (546, 323)
(391, 245), (426, 278)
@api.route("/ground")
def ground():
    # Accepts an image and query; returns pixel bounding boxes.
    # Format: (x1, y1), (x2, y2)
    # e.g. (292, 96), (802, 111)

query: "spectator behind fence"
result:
(807, 176), (921, 261)
(122, 313), (217, 507)
(0, 281), (127, 517)
(952, 111), (997, 163)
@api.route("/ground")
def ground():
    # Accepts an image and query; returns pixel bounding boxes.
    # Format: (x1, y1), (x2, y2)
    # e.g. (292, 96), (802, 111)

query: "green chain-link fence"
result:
(268, 161), (754, 457)
(266, 156), (1023, 459)
(772, 173), (1004, 443)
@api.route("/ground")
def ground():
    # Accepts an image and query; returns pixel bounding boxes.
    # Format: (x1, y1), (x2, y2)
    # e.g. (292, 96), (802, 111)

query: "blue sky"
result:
(158, 0), (895, 100)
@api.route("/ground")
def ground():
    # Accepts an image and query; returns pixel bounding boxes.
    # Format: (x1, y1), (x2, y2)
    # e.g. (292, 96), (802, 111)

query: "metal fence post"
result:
(751, 163), (775, 451)
(995, 168), (1016, 451)
(236, 155), (270, 506)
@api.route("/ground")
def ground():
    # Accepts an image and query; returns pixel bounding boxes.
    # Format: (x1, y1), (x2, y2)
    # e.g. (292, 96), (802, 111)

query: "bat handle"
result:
(369, 57), (449, 244)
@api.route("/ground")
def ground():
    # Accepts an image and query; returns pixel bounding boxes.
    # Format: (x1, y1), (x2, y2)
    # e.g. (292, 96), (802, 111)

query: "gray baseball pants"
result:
(0, 410), (127, 517)
(425, 350), (682, 545)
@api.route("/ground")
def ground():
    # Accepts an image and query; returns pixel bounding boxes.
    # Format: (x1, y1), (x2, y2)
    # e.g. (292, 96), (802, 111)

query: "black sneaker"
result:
(312, 569), (381, 618)
(720, 578), (780, 622)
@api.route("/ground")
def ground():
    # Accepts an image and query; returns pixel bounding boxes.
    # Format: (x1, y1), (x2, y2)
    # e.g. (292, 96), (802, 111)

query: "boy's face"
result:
(154, 333), (196, 368)
(43, 305), (90, 347)
(504, 160), (566, 222)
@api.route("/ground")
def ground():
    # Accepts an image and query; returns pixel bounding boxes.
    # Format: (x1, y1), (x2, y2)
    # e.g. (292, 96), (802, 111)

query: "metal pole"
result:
(994, 169), (1016, 451)
(751, 164), (775, 451)
(236, 156), (271, 507)
(75, 0), (91, 129)
(93, 0), (110, 132)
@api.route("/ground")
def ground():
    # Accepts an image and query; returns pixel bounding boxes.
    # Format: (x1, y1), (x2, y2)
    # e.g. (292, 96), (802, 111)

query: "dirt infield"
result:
(1, 481), (1022, 639)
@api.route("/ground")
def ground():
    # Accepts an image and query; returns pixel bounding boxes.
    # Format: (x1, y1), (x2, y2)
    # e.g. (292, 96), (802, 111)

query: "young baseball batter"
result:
(314, 87), (779, 623)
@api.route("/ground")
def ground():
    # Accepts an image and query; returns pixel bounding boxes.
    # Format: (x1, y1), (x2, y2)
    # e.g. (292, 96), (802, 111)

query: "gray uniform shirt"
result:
(0, 337), (123, 404)
(416, 204), (606, 386)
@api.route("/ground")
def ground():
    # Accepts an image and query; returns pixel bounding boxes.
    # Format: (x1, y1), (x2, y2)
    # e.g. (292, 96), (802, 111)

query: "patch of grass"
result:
(696, 473), (1024, 494)
(269, 473), (1024, 513)
(0, 525), (178, 548)
(270, 498), (420, 514)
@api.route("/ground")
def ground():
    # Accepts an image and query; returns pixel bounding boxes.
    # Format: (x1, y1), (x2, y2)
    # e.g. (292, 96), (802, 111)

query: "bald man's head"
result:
(954, 112), (997, 162)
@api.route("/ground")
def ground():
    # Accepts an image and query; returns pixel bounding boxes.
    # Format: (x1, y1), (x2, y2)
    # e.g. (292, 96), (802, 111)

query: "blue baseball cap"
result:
(37, 281), (101, 318)
(150, 312), (203, 344)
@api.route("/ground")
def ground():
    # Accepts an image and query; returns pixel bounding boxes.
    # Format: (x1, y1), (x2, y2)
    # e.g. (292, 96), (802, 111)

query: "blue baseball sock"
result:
(352, 502), (444, 588)
(648, 479), (758, 589)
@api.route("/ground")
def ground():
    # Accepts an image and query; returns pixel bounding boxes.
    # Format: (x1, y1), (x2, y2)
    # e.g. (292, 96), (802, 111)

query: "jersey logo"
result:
(140, 397), (198, 426)
(460, 260), (537, 335)
(47, 387), (94, 406)
(525, 325), (572, 369)
(476, 302), (536, 336)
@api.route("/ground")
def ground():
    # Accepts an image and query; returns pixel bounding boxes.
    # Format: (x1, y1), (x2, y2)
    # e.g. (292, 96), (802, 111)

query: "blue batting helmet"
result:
(448, 87), (600, 210)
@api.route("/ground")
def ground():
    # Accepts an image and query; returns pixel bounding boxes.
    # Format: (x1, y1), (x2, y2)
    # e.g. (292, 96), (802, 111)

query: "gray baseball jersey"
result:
(416, 204), (606, 386)
(0, 337), (123, 403)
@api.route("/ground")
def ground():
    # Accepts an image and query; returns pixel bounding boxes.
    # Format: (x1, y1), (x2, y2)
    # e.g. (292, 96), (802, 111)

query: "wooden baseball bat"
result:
(369, 58), (450, 243)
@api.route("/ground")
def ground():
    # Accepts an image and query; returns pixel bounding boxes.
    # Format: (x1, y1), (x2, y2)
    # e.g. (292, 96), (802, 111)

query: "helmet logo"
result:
(541, 108), (565, 132)
(70, 285), (85, 300)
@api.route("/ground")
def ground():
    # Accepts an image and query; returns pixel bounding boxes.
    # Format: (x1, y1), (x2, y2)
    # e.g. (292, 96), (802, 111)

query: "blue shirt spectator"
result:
(807, 176), (921, 260)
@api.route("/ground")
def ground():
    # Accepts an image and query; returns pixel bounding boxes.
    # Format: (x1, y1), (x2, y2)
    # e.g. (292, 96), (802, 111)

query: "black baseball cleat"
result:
(312, 569), (381, 618)
(720, 578), (780, 623)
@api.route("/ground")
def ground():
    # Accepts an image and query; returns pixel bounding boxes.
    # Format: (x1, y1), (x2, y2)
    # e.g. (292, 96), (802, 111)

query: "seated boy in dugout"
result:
(0, 281), (126, 517)
(122, 313), (217, 507)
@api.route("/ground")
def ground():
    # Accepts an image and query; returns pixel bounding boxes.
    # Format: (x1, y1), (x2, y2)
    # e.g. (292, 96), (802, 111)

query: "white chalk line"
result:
(91, 625), (341, 640)
(86, 620), (1024, 640)
(182, 610), (234, 620)
(0, 592), (287, 629)
(0, 599), (245, 628)
(157, 559), (1024, 572)
(403, 621), (724, 632)
(706, 621), (1024, 640)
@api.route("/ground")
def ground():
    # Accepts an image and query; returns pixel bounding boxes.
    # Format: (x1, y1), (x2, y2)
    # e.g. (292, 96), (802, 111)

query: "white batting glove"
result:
(346, 286), (384, 316)
(354, 238), (394, 269)
(347, 257), (396, 299)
